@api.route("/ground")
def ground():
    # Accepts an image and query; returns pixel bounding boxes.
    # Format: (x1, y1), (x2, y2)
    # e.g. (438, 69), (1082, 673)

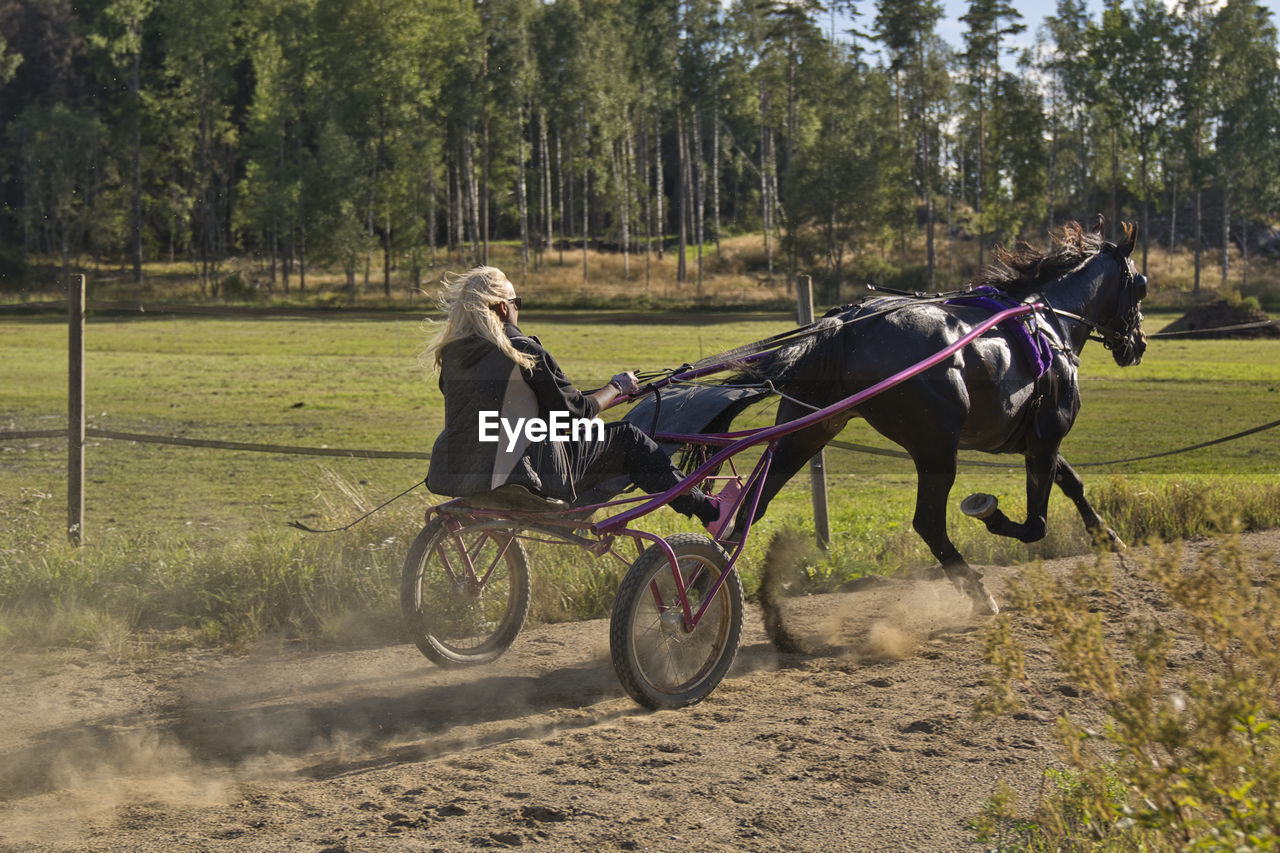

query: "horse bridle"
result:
(1050, 305), (1142, 351)
(1038, 251), (1145, 356)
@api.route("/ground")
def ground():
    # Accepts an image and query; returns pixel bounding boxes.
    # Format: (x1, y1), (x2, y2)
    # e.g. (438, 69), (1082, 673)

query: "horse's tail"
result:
(724, 314), (846, 389)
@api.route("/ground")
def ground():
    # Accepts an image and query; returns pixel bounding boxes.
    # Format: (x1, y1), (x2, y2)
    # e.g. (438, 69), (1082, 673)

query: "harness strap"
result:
(946, 290), (1056, 379)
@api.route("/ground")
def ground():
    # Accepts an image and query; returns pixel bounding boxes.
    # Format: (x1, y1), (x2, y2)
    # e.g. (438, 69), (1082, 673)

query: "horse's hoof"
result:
(1090, 526), (1127, 552)
(947, 570), (1000, 616)
(966, 579), (1000, 616)
(961, 493), (999, 520)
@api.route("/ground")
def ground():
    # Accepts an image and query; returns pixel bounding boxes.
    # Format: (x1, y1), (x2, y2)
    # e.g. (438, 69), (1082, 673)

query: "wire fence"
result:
(4, 296), (1277, 332)
(3, 418), (1277, 469)
(1147, 319), (1279, 337)
(1, 298), (430, 321)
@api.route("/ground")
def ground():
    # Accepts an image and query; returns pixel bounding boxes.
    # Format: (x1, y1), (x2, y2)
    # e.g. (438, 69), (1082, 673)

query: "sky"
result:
(935, 0), (1099, 53)
(835, 0), (1280, 61)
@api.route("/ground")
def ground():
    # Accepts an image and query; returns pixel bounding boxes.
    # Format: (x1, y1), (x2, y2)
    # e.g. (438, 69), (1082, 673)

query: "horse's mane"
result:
(973, 221), (1133, 297)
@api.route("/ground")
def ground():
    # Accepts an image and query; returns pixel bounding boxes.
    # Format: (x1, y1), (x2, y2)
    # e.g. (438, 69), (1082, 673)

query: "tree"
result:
(307, 123), (367, 301)
(1172, 0), (1217, 294)
(960, 0), (1024, 267)
(1087, 1), (1130, 241)
(157, 0), (242, 295)
(89, 0), (156, 283)
(876, 0), (946, 286)
(986, 65), (1046, 239)
(1039, 0), (1094, 230)
(0, 34), (21, 85)
(0, 0), (91, 257)
(786, 49), (897, 298)
(9, 104), (105, 285)
(1120, 0), (1175, 272)
(237, 0), (319, 292)
(1211, 0), (1280, 289)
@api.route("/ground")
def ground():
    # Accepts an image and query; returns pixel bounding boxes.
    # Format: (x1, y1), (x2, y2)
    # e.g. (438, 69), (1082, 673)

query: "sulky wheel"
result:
(609, 533), (743, 710)
(401, 516), (531, 667)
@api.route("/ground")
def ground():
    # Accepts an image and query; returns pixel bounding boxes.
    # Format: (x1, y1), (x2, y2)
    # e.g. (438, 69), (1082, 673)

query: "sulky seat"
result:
(453, 484), (569, 512)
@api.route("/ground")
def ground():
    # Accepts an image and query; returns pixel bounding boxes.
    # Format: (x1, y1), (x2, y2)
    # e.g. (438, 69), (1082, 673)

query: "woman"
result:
(425, 266), (737, 536)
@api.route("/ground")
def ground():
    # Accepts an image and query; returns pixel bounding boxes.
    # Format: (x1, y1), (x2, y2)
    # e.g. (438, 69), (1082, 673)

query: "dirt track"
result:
(3, 530), (1277, 852)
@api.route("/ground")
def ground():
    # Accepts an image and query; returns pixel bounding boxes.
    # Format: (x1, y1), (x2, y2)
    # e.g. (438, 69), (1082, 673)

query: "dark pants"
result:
(566, 422), (715, 521)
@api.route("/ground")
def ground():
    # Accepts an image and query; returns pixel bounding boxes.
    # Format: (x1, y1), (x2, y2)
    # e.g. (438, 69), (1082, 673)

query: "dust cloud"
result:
(0, 725), (235, 848)
(757, 528), (975, 659)
(0, 631), (622, 849)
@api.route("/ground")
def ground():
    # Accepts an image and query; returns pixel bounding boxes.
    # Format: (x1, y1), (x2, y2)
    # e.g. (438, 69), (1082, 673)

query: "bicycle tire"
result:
(401, 516), (531, 667)
(609, 533), (743, 709)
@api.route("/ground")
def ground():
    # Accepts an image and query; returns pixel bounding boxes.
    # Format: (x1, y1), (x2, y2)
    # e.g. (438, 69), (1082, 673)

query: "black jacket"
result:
(426, 323), (600, 501)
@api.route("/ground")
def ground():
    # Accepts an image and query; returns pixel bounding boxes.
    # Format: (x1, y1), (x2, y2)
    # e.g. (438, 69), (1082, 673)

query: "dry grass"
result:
(35, 235), (797, 310)
(498, 233), (795, 306)
(14, 228), (1280, 311)
(974, 533), (1280, 850)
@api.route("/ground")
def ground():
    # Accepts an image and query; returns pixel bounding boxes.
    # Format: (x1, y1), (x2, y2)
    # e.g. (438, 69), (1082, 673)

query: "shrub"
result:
(977, 533), (1280, 850)
(0, 245), (29, 290)
(219, 272), (258, 302)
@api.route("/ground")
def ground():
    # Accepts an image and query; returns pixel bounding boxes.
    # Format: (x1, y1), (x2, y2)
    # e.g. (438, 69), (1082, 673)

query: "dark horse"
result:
(730, 221), (1148, 614)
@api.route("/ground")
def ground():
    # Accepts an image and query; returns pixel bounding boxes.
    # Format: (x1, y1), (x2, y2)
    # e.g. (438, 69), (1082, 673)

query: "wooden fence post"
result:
(797, 275), (831, 548)
(68, 274), (85, 545)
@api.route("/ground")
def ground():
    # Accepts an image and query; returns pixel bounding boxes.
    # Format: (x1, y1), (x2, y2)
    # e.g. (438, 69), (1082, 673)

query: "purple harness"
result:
(946, 286), (1054, 378)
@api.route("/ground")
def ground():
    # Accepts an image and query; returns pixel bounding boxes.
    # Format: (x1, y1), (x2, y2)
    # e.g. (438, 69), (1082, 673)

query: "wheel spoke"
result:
(402, 519), (530, 667)
(612, 538), (742, 707)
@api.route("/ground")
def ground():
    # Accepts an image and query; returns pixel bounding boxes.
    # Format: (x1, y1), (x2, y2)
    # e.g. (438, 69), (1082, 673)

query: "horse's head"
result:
(1095, 221), (1147, 366)
(978, 219), (1149, 365)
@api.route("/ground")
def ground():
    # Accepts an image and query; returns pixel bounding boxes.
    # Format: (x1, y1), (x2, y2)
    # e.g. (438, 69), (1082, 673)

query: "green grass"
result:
(2, 307), (1279, 649)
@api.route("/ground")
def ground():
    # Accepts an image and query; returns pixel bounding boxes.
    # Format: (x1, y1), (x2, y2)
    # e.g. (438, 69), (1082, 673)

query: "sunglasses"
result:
(492, 296), (522, 310)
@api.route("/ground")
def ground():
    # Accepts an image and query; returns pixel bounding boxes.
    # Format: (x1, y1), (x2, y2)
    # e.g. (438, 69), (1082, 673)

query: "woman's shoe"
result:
(704, 479), (743, 540)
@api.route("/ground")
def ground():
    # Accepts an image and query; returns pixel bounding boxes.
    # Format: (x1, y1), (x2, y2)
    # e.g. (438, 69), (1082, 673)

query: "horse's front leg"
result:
(908, 449), (1000, 616)
(1054, 455), (1125, 551)
(962, 450), (1057, 543)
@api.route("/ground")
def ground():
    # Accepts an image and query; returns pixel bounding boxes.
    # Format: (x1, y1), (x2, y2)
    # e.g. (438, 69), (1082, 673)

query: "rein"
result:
(631, 322), (834, 385)
(1045, 307), (1133, 349)
(631, 289), (960, 387)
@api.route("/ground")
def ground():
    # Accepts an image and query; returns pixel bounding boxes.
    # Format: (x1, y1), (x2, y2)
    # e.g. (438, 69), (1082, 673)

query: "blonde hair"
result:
(426, 266), (536, 372)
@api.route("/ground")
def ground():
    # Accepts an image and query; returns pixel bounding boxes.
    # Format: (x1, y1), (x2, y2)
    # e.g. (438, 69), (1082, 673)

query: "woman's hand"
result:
(609, 372), (640, 395)
(589, 371), (641, 412)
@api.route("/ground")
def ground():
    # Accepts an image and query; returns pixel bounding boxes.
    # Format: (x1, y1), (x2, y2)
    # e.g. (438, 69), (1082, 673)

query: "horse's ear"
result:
(1116, 222), (1137, 258)
(1089, 214), (1107, 236)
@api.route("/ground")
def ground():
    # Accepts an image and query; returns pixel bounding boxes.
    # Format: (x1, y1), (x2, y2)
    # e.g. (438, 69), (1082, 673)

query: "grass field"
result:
(2, 304), (1279, 649)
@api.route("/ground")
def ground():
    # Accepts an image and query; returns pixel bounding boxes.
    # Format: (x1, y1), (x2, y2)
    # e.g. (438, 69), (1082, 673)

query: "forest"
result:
(2, 0), (1278, 299)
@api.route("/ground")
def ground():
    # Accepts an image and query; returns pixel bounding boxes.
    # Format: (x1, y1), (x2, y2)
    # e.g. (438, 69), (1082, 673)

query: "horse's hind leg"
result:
(1054, 455), (1125, 551)
(907, 448), (1000, 616)
(736, 400), (848, 537)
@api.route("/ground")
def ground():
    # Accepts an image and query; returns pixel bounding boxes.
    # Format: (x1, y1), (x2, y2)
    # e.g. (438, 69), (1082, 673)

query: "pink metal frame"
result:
(426, 304), (1042, 632)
